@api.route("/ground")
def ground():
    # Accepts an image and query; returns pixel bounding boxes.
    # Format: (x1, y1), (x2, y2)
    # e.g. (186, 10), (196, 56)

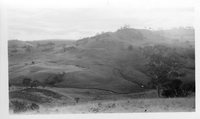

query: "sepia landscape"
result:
(8, 26), (195, 113)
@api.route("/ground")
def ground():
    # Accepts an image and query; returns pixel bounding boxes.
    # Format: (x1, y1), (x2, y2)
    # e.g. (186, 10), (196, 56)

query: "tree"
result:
(161, 79), (183, 97)
(120, 24), (130, 29)
(30, 80), (40, 88)
(146, 52), (184, 97)
(45, 72), (65, 86)
(22, 78), (32, 88)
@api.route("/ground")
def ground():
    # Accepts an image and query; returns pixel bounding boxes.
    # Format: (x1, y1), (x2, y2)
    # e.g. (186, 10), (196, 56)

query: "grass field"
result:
(9, 87), (195, 114)
(35, 97), (194, 114)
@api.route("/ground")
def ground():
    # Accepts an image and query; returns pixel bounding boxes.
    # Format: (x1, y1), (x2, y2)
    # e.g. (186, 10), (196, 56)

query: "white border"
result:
(1, 0), (200, 119)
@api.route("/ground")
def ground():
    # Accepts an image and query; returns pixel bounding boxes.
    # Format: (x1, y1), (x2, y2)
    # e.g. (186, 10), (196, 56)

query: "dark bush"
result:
(30, 80), (40, 88)
(45, 73), (65, 86)
(162, 79), (183, 91)
(161, 79), (188, 97)
(10, 100), (40, 113)
(162, 89), (176, 97)
(161, 80), (195, 97)
(29, 103), (39, 110)
(10, 100), (28, 113)
(22, 78), (32, 88)
(182, 82), (195, 92)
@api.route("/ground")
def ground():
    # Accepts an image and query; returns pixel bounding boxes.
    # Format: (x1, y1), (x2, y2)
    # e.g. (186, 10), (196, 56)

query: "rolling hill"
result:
(8, 27), (195, 93)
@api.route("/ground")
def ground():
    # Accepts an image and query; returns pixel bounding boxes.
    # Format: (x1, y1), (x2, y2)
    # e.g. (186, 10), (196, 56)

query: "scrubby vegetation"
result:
(22, 78), (41, 88)
(10, 90), (51, 103)
(10, 100), (39, 113)
(44, 73), (65, 86)
(22, 78), (32, 88)
(30, 80), (41, 88)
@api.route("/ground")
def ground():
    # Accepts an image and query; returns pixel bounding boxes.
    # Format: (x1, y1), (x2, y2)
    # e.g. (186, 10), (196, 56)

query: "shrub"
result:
(29, 103), (39, 110)
(182, 82), (195, 93)
(162, 89), (176, 98)
(89, 107), (100, 113)
(161, 79), (187, 97)
(162, 79), (182, 90)
(22, 78), (32, 88)
(10, 100), (40, 113)
(10, 100), (28, 113)
(161, 80), (195, 97)
(98, 102), (102, 107)
(30, 80), (40, 88)
(45, 73), (65, 86)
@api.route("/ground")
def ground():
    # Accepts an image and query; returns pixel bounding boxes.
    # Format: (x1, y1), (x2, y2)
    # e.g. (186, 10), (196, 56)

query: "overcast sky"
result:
(6, 0), (194, 41)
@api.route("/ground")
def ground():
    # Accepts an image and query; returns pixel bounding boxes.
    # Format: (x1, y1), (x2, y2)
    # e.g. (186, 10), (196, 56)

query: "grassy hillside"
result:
(8, 27), (195, 93)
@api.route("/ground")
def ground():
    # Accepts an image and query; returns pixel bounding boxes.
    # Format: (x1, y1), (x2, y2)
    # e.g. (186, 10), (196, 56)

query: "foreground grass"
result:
(9, 87), (195, 114)
(17, 97), (195, 114)
(9, 88), (66, 104)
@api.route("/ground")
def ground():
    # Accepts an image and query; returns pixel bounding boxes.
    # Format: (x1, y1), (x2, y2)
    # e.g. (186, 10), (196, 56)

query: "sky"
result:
(5, 0), (195, 41)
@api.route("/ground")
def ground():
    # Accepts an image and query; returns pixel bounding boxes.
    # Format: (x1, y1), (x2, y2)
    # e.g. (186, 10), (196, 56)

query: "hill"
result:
(8, 27), (195, 93)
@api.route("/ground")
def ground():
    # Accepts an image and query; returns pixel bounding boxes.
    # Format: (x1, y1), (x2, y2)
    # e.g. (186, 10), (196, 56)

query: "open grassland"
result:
(35, 97), (194, 114)
(9, 87), (195, 114)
